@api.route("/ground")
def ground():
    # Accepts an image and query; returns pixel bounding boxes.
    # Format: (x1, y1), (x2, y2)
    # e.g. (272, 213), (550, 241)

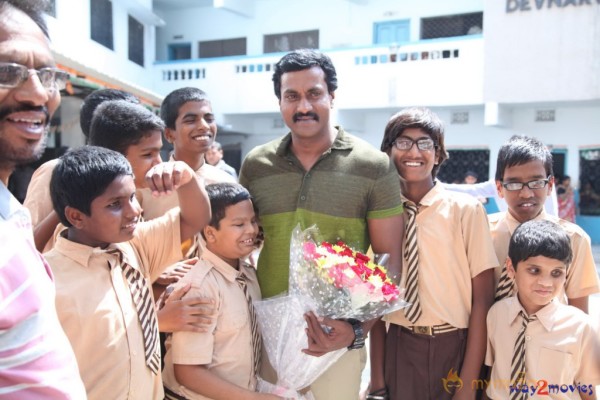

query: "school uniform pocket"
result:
(538, 347), (572, 384)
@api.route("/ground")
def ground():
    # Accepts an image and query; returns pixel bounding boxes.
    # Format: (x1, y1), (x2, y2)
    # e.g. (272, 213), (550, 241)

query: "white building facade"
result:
(45, 0), (600, 240)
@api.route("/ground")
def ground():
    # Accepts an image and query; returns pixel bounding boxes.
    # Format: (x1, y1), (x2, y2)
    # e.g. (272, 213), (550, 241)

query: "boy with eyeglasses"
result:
(369, 107), (498, 400)
(489, 135), (599, 313)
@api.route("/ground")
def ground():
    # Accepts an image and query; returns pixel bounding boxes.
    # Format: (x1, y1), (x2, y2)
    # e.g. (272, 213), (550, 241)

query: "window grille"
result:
(421, 12), (483, 40)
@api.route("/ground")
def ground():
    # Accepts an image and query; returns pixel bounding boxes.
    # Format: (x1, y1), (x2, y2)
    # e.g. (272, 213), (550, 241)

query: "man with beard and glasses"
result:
(239, 49), (404, 400)
(0, 0), (86, 398)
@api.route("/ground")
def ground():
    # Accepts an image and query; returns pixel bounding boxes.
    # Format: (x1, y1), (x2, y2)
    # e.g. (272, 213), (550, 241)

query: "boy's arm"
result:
(157, 282), (214, 333)
(174, 364), (281, 400)
(568, 297), (588, 314)
(34, 210), (59, 252)
(565, 230), (598, 314)
(145, 161), (210, 243)
(454, 269), (495, 400)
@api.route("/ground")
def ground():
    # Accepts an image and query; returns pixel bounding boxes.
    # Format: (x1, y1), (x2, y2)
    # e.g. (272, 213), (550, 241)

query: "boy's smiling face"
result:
(508, 255), (566, 315)
(166, 100), (216, 159)
(204, 199), (259, 268)
(497, 160), (553, 223)
(67, 174), (141, 248)
(390, 128), (439, 184)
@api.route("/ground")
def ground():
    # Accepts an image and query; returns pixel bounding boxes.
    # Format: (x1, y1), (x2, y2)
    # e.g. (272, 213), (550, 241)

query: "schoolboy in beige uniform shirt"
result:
(162, 183), (279, 400)
(162, 250), (261, 399)
(373, 108), (498, 400)
(486, 220), (600, 400)
(137, 87), (234, 259)
(45, 147), (210, 400)
(48, 209), (181, 400)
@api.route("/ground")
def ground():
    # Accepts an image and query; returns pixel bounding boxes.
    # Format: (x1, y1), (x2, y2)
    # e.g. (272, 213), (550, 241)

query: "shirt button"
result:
(300, 196), (306, 201)
(525, 336), (531, 341)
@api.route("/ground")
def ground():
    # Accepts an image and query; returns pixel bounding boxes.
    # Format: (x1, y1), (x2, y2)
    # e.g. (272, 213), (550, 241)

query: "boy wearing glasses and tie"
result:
(368, 107), (498, 400)
(489, 135), (599, 314)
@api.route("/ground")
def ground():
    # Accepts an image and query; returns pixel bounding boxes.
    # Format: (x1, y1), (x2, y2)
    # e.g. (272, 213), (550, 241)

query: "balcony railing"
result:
(152, 35), (484, 114)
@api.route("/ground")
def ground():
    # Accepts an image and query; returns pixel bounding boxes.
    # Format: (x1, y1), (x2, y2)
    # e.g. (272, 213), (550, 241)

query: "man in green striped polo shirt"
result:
(239, 49), (404, 400)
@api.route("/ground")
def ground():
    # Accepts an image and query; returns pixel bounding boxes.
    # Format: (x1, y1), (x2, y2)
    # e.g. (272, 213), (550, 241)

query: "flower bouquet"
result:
(254, 224), (408, 399)
(290, 225), (406, 320)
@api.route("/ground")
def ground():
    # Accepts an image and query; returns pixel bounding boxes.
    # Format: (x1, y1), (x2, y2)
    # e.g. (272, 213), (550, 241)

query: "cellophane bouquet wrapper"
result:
(254, 294), (343, 400)
(255, 224), (409, 398)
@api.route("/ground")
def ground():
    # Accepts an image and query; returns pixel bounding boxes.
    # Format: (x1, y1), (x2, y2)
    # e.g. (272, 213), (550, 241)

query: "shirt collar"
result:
(0, 181), (24, 220)
(400, 180), (443, 208)
(505, 209), (547, 235)
(507, 295), (558, 332)
(202, 247), (253, 282)
(275, 126), (353, 158)
(54, 228), (129, 268)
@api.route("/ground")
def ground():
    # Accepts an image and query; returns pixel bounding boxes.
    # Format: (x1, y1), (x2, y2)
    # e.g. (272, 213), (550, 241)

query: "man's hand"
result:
(145, 161), (195, 197)
(302, 312), (355, 357)
(157, 283), (214, 333)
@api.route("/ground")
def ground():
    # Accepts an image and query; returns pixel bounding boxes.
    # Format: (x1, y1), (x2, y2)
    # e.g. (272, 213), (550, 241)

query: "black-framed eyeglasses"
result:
(0, 62), (70, 92)
(392, 137), (436, 151)
(501, 177), (551, 191)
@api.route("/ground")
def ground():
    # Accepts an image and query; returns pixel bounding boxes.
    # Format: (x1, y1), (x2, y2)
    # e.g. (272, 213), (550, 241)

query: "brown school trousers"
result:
(384, 324), (468, 400)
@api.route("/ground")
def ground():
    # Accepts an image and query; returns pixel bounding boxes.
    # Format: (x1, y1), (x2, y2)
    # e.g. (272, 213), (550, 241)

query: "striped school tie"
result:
(236, 273), (261, 377)
(403, 201), (422, 324)
(510, 311), (537, 400)
(108, 249), (161, 374)
(495, 261), (515, 301)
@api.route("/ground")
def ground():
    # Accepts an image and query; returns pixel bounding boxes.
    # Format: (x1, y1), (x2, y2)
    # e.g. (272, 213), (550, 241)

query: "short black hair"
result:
(495, 135), (553, 181)
(50, 146), (132, 227)
(160, 87), (209, 129)
(88, 100), (165, 156)
(80, 89), (140, 138)
(508, 220), (572, 269)
(272, 49), (338, 100)
(0, 0), (50, 38)
(380, 107), (449, 179)
(205, 182), (252, 230)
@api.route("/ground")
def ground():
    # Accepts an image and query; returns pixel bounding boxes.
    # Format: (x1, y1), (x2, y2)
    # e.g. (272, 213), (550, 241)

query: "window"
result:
(168, 43), (191, 61)
(551, 149), (566, 179)
(373, 20), (410, 44)
(264, 30), (319, 54)
(579, 148), (600, 215)
(128, 16), (144, 66)
(198, 38), (246, 58)
(90, 0), (113, 50)
(421, 12), (483, 40)
(437, 149), (490, 184)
